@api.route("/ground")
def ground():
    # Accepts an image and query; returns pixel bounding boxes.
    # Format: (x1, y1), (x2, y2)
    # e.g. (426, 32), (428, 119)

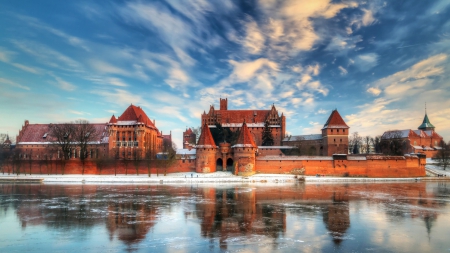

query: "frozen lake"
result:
(1, 181), (450, 252)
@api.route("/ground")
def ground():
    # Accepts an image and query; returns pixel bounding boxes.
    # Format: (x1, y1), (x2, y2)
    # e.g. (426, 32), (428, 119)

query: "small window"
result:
(43, 133), (48, 138)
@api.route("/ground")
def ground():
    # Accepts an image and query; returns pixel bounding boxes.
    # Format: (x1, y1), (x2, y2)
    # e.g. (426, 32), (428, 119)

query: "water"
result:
(1, 182), (450, 252)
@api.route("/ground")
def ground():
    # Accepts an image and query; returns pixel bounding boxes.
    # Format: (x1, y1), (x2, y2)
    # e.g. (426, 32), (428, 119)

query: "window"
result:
(337, 129), (339, 133)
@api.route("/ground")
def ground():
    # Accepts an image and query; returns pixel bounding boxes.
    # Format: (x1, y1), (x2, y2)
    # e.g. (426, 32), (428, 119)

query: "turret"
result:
(322, 109), (349, 156)
(195, 123), (217, 173)
(232, 121), (257, 176)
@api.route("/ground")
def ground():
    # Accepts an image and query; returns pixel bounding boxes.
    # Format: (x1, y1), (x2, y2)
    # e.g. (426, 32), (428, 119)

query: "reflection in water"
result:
(1, 182), (449, 252)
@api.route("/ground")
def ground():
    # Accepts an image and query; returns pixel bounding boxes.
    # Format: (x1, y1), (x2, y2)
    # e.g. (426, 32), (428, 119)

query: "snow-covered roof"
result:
(209, 123), (280, 128)
(382, 129), (410, 139)
(412, 145), (423, 150)
(232, 144), (256, 148)
(176, 149), (196, 155)
(348, 156), (367, 161)
(116, 120), (138, 125)
(257, 156), (333, 161)
(258, 146), (295, 149)
(283, 134), (322, 141)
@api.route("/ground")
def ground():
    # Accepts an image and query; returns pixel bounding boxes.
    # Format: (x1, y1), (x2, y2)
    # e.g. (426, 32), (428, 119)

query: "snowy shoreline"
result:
(0, 159), (446, 184)
(0, 171), (429, 184)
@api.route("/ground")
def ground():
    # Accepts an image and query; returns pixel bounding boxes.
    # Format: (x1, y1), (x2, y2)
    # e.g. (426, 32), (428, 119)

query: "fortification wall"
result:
(1, 159), (195, 175)
(1, 155), (425, 178)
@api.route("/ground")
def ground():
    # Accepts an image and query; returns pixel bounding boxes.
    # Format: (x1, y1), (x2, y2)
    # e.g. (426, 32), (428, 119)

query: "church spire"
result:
(418, 106), (435, 131)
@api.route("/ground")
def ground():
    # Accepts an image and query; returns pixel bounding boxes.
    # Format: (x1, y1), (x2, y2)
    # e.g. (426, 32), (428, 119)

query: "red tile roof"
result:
(118, 105), (156, 128)
(217, 110), (272, 123)
(235, 121), (256, 147)
(109, 115), (117, 124)
(197, 123), (216, 148)
(322, 109), (349, 129)
(17, 123), (108, 143)
(184, 128), (193, 135)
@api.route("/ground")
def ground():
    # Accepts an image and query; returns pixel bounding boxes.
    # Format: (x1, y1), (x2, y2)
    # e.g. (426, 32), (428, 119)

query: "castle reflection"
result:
(0, 182), (447, 248)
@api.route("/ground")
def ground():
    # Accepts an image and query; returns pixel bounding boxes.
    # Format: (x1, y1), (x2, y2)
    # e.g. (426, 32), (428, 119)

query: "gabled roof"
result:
(184, 128), (193, 135)
(234, 121), (256, 147)
(17, 123), (109, 144)
(196, 123), (216, 148)
(322, 109), (349, 129)
(382, 129), (414, 139)
(283, 134), (322, 141)
(418, 113), (435, 130)
(118, 105), (155, 128)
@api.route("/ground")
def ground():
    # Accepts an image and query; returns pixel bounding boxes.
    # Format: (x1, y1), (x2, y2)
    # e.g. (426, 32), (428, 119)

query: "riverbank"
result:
(0, 171), (429, 184)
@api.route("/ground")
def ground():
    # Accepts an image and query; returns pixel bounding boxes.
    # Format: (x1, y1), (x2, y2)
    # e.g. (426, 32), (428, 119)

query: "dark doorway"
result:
(216, 158), (223, 171)
(226, 158), (234, 172)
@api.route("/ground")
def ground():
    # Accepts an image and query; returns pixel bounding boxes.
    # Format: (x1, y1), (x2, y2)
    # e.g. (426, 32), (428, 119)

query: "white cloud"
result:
(243, 18), (265, 54)
(0, 48), (13, 62)
(107, 78), (128, 87)
(52, 75), (76, 91)
(338, 66), (348, 75)
(11, 63), (40, 74)
(353, 53), (379, 72)
(367, 87), (381, 96)
(0, 77), (30, 90)
(367, 54), (447, 96)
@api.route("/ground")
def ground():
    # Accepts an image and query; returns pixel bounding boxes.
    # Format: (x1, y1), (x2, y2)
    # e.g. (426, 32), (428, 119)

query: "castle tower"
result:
(195, 123), (217, 173)
(322, 109), (349, 156)
(220, 98), (228, 110)
(232, 121), (257, 176)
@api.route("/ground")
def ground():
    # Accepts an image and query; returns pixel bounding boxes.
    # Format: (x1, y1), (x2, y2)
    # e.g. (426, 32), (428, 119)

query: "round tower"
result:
(232, 121), (257, 176)
(195, 123), (217, 173)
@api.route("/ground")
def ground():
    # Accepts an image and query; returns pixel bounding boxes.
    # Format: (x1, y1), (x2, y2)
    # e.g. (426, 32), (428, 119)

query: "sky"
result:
(0, 0), (449, 148)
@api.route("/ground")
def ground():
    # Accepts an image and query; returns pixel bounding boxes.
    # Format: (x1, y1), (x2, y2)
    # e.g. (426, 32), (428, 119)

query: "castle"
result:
(15, 104), (164, 160)
(9, 98), (426, 177)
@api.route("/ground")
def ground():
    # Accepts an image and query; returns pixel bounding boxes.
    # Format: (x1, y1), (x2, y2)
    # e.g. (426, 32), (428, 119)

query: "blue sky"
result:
(0, 0), (449, 147)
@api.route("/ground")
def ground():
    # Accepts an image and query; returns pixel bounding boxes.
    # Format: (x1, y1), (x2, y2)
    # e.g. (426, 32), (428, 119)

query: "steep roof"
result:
(322, 109), (349, 129)
(109, 115), (117, 124)
(118, 105), (155, 128)
(234, 121), (256, 147)
(196, 123), (216, 148)
(184, 128), (193, 135)
(17, 123), (109, 144)
(418, 113), (435, 130)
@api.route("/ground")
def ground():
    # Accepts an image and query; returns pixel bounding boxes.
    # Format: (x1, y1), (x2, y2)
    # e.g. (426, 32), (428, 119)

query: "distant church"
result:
(382, 111), (443, 157)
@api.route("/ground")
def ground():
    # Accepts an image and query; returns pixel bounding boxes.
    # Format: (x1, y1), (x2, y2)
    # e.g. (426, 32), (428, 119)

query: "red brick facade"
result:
(382, 113), (443, 157)
(201, 98), (286, 146)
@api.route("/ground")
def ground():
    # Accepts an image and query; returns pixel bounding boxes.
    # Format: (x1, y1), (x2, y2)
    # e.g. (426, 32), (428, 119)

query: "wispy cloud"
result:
(0, 77), (30, 90)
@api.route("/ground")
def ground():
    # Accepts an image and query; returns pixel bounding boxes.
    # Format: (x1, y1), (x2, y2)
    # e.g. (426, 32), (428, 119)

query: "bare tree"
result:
(363, 136), (371, 154)
(191, 126), (201, 143)
(371, 136), (382, 154)
(144, 147), (155, 177)
(349, 132), (362, 154)
(160, 139), (177, 176)
(380, 131), (404, 156)
(50, 123), (76, 175)
(27, 150), (33, 175)
(132, 148), (142, 175)
(436, 140), (450, 170)
(73, 120), (99, 175)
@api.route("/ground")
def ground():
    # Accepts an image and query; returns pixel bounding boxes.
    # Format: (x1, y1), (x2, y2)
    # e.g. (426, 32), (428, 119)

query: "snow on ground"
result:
(0, 159), (444, 184)
(0, 171), (423, 184)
